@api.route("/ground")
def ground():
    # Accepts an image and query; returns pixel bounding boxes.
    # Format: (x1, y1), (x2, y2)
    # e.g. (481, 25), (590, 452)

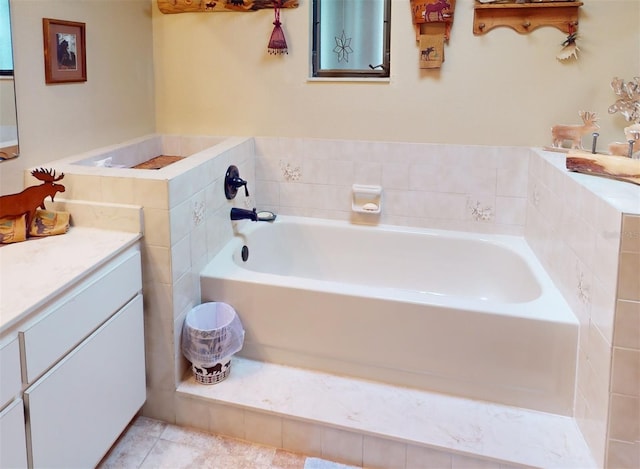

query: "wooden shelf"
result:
(157, 0), (299, 14)
(473, 1), (583, 35)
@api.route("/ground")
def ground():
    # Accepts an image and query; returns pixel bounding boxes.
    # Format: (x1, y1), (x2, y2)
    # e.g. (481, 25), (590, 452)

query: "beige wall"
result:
(153, 0), (639, 147)
(0, 0), (156, 194)
(2, 1), (638, 193)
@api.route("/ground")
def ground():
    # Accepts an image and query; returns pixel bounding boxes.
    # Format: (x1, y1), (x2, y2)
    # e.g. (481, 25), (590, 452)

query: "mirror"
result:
(0, 0), (18, 161)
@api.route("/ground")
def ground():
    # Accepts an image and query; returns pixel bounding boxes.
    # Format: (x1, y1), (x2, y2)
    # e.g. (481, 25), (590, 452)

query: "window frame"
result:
(311, 0), (391, 79)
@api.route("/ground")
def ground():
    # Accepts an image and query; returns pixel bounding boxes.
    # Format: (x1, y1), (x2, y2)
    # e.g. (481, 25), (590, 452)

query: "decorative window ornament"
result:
(333, 30), (353, 62)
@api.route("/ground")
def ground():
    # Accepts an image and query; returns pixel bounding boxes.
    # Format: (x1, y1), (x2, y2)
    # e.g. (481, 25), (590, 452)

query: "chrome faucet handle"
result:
(235, 178), (249, 197)
(225, 165), (250, 199)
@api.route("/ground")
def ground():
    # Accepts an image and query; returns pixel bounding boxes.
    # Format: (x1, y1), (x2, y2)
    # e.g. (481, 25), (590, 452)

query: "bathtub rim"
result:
(202, 215), (578, 326)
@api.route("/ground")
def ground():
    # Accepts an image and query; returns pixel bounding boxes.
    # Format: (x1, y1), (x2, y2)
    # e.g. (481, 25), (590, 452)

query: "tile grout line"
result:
(137, 429), (163, 469)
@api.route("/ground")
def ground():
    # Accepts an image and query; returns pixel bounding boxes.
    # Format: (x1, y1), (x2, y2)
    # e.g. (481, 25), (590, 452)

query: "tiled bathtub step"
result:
(176, 357), (595, 469)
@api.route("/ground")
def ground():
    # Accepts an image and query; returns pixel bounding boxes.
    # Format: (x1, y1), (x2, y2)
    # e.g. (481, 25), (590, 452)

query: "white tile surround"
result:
(253, 138), (530, 235)
(525, 149), (640, 468)
(37, 135), (639, 468)
(176, 357), (594, 469)
(32, 134), (258, 424)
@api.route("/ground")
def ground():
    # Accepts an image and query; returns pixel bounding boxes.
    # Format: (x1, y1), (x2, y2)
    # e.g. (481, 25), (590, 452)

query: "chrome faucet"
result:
(230, 207), (258, 222)
(224, 165), (249, 199)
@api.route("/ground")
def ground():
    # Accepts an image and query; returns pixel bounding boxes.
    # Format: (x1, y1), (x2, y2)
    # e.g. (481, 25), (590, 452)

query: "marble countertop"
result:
(0, 227), (141, 335)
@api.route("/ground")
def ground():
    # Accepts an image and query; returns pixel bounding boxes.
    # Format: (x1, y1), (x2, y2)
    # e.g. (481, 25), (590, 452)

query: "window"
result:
(0, 0), (13, 76)
(311, 0), (391, 79)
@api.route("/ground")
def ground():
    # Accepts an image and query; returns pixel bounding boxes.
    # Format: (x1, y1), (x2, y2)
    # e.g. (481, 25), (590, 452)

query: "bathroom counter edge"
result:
(0, 227), (142, 335)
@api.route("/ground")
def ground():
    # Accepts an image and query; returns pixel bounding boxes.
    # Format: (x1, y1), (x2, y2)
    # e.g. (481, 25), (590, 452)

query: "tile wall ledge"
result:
(533, 148), (640, 215)
(48, 199), (143, 234)
(33, 135), (250, 181)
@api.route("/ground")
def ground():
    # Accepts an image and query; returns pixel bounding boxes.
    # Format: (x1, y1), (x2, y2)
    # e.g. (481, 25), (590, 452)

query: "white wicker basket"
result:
(192, 358), (231, 385)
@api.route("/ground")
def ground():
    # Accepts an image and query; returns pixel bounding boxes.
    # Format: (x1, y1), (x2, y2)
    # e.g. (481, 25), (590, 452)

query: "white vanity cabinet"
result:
(0, 338), (28, 468)
(0, 399), (28, 468)
(0, 337), (22, 406)
(24, 295), (145, 468)
(14, 243), (145, 468)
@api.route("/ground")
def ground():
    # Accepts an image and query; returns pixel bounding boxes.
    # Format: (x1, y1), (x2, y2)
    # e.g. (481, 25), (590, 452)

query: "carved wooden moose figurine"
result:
(0, 168), (66, 238)
(551, 111), (600, 150)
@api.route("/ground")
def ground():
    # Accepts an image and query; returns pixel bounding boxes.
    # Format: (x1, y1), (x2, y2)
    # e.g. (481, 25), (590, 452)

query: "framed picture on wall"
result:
(42, 18), (86, 84)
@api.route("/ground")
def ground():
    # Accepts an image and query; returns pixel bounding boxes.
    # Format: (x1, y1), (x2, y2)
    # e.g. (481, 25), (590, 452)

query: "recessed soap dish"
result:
(352, 184), (382, 214)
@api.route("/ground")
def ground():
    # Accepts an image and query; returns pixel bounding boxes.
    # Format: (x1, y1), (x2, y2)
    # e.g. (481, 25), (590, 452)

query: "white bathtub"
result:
(200, 216), (578, 414)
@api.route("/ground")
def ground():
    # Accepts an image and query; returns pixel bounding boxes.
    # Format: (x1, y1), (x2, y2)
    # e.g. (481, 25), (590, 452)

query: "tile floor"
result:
(98, 415), (360, 469)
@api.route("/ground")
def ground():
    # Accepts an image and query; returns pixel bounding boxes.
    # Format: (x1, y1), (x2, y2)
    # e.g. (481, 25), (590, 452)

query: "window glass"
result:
(312, 0), (390, 78)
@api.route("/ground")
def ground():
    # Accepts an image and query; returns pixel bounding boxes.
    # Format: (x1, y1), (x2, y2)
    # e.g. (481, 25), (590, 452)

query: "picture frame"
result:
(42, 18), (86, 84)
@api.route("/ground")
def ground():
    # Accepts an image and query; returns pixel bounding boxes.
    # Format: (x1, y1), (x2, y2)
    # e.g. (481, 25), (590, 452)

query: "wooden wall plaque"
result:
(157, 0), (299, 14)
(473, 1), (582, 35)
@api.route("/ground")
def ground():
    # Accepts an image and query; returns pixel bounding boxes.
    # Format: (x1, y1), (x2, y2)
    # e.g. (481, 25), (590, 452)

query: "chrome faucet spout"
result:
(230, 208), (277, 222)
(230, 207), (258, 222)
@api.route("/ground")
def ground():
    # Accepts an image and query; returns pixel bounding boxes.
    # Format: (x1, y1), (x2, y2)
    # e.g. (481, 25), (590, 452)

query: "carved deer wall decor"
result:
(423, 0), (451, 22)
(551, 111), (600, 150)
(0, 168), (66, 238)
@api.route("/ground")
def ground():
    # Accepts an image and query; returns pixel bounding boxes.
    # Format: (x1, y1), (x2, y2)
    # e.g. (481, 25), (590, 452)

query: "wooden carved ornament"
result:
(0, 168), (66, 238)
(157, 0), (299, 14)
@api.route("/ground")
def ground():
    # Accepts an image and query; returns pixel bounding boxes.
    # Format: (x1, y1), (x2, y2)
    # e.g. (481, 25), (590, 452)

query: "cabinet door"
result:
(0, 399), (28, 469)
(21, 248), (142, 384)
(24, 294), (145, 469)
(0, 337), (22, 409)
